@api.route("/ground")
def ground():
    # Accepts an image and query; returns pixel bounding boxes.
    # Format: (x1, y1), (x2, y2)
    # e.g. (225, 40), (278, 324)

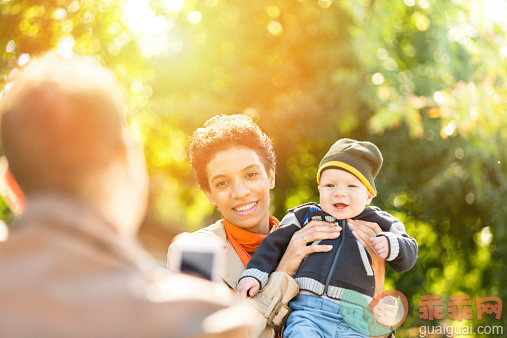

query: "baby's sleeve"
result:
(374, 211), (418, 273)
(239, 212), (302, 290)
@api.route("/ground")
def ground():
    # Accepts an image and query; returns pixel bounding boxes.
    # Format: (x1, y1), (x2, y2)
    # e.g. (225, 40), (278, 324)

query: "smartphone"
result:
(169, 239), (224, 282)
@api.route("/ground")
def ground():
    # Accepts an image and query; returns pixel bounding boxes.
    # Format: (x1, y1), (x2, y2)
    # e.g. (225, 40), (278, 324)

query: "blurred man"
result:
(0, 53), (250, 337)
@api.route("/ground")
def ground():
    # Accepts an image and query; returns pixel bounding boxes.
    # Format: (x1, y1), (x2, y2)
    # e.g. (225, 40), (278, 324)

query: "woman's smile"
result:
(233, 201), (258, 214)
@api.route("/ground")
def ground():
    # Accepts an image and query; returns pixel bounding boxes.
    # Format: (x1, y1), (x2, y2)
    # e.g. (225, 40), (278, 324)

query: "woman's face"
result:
(204, 147), (275, 234)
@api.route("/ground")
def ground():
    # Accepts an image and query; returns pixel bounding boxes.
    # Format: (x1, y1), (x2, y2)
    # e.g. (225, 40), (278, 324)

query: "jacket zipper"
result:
(323, 219), (347, 294)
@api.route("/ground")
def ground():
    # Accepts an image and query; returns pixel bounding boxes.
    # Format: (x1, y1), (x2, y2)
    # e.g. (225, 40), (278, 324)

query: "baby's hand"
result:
(370, 236), (389, 259)
(237, 277), (260, 299)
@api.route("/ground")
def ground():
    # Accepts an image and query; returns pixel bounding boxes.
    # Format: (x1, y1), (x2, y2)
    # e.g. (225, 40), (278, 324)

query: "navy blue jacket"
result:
(240, 203), (418, 300)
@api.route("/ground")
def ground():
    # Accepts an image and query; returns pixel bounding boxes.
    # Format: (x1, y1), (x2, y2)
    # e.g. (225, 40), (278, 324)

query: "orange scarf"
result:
(223, 215), (279, 268)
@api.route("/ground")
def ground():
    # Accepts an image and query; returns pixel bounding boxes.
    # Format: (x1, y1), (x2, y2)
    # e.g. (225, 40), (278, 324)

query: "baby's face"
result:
(318, 169), (373, 220)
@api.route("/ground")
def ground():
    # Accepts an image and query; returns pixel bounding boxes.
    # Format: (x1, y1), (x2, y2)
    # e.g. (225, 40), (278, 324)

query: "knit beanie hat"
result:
(316, 138), (383, 196)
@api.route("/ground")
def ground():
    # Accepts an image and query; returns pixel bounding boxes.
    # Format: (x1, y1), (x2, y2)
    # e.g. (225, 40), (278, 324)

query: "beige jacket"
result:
(0, 193), (251, 337)
(168, 220), (299, 338)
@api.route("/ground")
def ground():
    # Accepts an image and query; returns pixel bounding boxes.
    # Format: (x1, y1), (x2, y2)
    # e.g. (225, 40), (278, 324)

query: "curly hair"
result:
(188, 114), (276, 191)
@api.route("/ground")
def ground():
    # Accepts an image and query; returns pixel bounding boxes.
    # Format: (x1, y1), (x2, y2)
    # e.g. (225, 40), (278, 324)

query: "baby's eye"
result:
(324, 183), (335, 188)
(348, 184), (358, 188)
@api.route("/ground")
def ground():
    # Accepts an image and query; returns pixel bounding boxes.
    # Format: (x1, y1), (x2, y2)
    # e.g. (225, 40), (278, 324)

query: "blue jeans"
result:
(283, 294), (368, 338)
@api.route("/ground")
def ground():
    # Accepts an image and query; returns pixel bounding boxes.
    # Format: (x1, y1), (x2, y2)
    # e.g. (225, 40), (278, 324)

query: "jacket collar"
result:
(207, 220), (246, 289)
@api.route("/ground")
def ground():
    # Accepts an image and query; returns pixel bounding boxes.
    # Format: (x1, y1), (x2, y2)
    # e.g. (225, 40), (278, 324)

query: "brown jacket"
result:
(0, 193), (250, 337)
(168, 220), (299, 338)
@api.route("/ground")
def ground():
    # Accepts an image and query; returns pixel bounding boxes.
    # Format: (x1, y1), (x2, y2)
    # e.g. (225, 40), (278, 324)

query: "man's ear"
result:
(204, 189), (216, 206)
(106, 138), (128, 176)
(115, 139), (128, 164)
(268, 168), (276, 189)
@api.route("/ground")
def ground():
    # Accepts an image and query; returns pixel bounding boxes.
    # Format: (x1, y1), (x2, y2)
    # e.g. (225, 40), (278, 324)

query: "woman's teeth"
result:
(235, 202), (256, 212)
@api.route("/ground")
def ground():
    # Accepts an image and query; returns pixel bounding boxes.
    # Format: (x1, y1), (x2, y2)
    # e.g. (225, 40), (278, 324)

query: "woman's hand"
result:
(275, 220), (341, 277)
(348, 219), (386, 297)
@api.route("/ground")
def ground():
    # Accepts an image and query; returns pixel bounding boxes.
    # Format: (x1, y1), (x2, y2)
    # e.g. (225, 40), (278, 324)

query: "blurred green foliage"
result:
(1, 0), (505, 334)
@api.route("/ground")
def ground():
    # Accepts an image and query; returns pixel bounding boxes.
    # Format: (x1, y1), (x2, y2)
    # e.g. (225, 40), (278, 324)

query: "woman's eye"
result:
(215, 181), (228, 188)
(246, 172), (259, 178)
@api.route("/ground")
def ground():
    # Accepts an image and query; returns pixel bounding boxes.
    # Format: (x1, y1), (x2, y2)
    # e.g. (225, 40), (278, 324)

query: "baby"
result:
(238, 138), (418, 337)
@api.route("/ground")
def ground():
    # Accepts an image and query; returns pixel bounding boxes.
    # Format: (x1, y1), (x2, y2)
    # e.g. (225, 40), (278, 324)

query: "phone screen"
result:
(180, 251), (215, 281)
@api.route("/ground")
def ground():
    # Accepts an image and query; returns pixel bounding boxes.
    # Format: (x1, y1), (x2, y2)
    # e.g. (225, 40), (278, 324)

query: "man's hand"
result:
(237, 277), (260, 299)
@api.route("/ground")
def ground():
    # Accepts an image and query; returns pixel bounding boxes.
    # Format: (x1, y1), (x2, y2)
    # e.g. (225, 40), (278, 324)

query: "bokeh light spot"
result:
(6, 40), (15, 53)
(163, 0), (185, 12)
(318, 0), (332, 9)
(383, 58), (397, 70)
(478, 227), (492, 246)
(454, 148), (464, 160)
(82, 12), (93, 24)
(243, 107), (260, 120)
(141, 86), (153, 99)
(108, 42), (121, 55)
(267, 5), (280, 19)
(419, 0), (430, 9)
(412, 12), (430, 31)
(441, 121), (456, 137)
(187, 11), (202, 23)
(17, 53), (30, 67)
(62, 20), (73, 34)
(376, 48), (388, 60)
(52, 8), (67, 20)
(18, 19), (29, 32)
(89, 39), (101, 53)
(131, 81), (144, 93)
(57, 36), (75, 57)
(372, 73), (385, 85)
(268, 21), (283, 36)
(124, 0), (168, 35)
(108, 22), (122, 35)
(433, 91), (444, 104)
(68, 1), (80, 13)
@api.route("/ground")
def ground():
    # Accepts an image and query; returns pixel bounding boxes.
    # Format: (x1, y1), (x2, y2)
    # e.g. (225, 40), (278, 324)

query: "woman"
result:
(168, 114), (386, 337)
